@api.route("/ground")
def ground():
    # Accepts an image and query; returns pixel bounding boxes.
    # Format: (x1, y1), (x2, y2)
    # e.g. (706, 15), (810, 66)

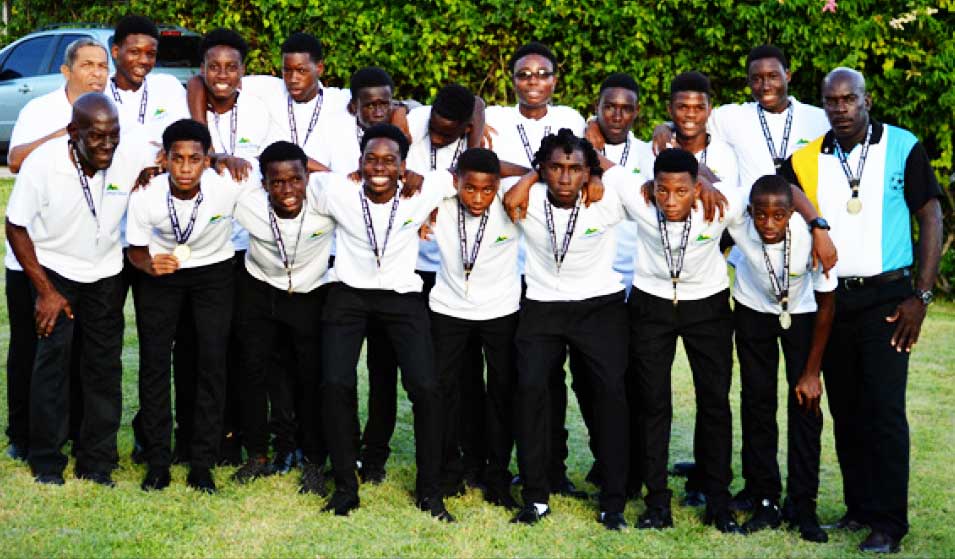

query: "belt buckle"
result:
(844, 277), (865, 290)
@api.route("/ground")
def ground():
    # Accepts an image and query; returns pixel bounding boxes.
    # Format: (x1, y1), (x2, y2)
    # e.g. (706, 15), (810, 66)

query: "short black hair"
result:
(199, 28), (249, 63)
(259, 141), (308, 178)
(508, 41), (557, 73)
(599, 72), (640, 98)
(360, 123), (409, 160)
(533, 128), (602, 177)
(747, 45), (789, 71)
(281, 32), (324, 63)
(113, 15), (159, 47)
(670, 71), (711, 101)
(349, 67), (394, 98)
(749, 174), (793, 206)
(162, 119), (212, 153)
(456, 148), (500, 176)
(432, 84), (475, 124)
(654, 148), (699, 179)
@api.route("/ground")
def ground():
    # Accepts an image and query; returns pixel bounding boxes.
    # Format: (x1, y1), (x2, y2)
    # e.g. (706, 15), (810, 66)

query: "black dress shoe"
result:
(6, 443), (28, 462)
(743, 499), (781, 534)
(484, 485), (520, 510)
(187, 467), (217, 494)
(76, 469), (116, 488)
(418, 496), (455, 523)
(824, 512), (867, 532)
(34, 472), (65, 485)
(358, 463), (386, 485)
(232, 456), (273, 483)
(704, 508), (744, 535)
(789, 512), (828, 543)
(322, 491), (360, 516)
(729, 489), (754, 512)
(271, 451), (296, 475)
(141, 467), (171, 491)
(637, 506), (673, 529)
(600, 511), (628, 531)
(299, 463), (328, 496)
(551, 478), (588, 499)
(859, 530), (901, 554)
(670, 461), (696, 477)
(682, 490), (707, 507)
(510, 504), (549, 525)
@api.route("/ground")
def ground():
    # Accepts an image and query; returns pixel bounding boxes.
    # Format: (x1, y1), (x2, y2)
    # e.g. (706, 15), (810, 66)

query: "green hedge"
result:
(4, 0), (954, 292)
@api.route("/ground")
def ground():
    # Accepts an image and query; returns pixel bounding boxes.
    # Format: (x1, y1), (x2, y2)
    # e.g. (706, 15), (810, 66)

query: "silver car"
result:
(0, 24), (201, 158)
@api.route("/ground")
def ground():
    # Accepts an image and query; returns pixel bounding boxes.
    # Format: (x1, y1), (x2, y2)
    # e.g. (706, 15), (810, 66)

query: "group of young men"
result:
(2, 15), (943, 554)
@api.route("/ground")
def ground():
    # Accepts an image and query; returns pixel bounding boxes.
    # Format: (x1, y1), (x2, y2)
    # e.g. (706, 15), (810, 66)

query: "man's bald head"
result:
(68, 93), (121, 172)
(822, 67), (866, 97)
(71, 92), (118, 129)
(821, 67), (872, 145)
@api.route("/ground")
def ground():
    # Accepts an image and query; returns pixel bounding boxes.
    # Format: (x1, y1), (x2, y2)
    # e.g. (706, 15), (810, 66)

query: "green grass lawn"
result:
(1, 177), (953, 557)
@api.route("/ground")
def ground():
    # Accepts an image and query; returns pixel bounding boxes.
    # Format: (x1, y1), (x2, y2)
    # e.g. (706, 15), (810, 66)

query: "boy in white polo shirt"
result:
(428, 148), (520, 508)
(126, 119), (252, 494)
(726, 175), (835, 542)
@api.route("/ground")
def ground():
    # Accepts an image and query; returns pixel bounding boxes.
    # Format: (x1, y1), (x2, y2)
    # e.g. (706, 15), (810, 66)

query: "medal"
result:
(173, 244), (192, 262)
(458, 202), (489, 298)
(757, 102), (793, 172)
(268, 199), (307, 294)
(359, 188), (400, 269)
(544, 193), (582, 276)
(656, 209), (692, 306)
(166, 179), (204, 263)
(847, 196), (863, 214)
(834, 123), (872, 216)
(761, 225), (792, 330)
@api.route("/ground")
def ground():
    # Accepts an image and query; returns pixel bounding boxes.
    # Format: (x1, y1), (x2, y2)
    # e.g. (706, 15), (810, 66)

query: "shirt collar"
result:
(821, 119), (884, 154)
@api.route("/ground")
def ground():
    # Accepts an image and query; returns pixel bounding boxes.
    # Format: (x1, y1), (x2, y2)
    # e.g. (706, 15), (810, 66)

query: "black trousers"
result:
(321, 283), (442, 499)
(432, 310), (518, 491)
(136, 260), (234, 469)
(515, 291), (629, 513)
(267, 335), (301, 455)
(5, 268), (37, 449)
(631, 288), (733, 510)
(824, 277), (912, 539)
(219, 252), (246, 459)
(735, 302), (822, 511)
(28, 269), (124, 476)
(236, 270), (326, 463)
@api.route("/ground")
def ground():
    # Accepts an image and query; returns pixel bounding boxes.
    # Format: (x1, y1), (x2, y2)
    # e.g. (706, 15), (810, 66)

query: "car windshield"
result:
(156, 34), (201, 68)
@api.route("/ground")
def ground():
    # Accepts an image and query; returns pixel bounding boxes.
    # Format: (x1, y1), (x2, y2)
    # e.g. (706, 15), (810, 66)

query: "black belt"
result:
(838, 268), (910, 291)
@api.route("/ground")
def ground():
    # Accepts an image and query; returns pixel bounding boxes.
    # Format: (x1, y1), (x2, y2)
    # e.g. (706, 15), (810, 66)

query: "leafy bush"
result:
(3, 0), (954, 293)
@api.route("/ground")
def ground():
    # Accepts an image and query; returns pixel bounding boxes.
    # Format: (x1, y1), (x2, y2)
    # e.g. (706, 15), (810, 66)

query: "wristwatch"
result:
(915, 289), (934, 306)
(808, 217), (830, 231)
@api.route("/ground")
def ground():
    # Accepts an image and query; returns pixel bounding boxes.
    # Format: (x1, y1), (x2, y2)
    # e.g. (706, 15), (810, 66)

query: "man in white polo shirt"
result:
(3, 37), (109, 462)
(5, 93), (149, 486)
(126, 119), (250, 494)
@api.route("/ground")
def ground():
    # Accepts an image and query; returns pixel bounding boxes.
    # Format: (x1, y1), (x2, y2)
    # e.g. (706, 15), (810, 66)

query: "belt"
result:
(838, 268), (911, 291)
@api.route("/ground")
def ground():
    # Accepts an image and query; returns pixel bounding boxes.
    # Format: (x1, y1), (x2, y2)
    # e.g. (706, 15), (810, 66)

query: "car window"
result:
(157, 34), (201, 68)
(52, 33), (97, 70)
(0, 36), (56, 80)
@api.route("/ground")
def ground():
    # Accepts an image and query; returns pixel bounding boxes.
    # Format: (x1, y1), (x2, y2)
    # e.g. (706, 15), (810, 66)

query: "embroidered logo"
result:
(238, 137), (251, 144)
(796, 138), (811, 146)
(209, 214), (225, 224)
(153, 108), (166, 117)
(106, 183), (120, 191)
(631, 167), (641, 174)
(402, 218), (414, 227)
(696, 233), (713, 242)
(310, 230), (325, 238)
(583, 227), (600, 236)
(494, 235), (510, 243)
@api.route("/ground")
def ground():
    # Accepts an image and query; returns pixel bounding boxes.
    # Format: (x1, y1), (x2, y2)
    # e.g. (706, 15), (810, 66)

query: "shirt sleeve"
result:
(603, 165), (644, 221)
(811, 262), (838, 293)
(9, 99), (44, 149)
(5, 165), (44, 227)
(308, 173), (335, 216)
(903, 141), (943, 212)
(716, 181), (746, 227)
(706, 104), (733, 144)
(124, 190), (153, 247)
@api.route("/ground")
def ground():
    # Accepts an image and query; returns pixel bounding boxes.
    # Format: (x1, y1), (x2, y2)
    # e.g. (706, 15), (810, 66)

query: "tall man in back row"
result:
(782, 67), (942, 554)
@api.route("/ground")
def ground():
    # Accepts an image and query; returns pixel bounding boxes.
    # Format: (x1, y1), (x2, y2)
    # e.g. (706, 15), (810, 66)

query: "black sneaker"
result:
(298, 463), (328, 496)
(322, 490), (360, 516)
(141, 467), (171, 491)
(823, 512), (867, 532)
(34, 472), (65, 485)
(510, 503), (549, 525)
(358, 462), (386, 485)
(417, 496), (455, 522)
(551, 477), (588, 499)
(729, 488), (755, 512)
(743, 499), (782, 534)
(75, 469), (116, 488)
(483, 485), (520, 510)
(600, 511), (628, 531)
(187, 467), (217, 494)
(231, 456), (273, 483)
(790, 512), (829, 543)
(637, 506), (673, 529)
(682, 490), (707, 507)
(704, 507), (744, 535)
(271, 451), (296, 475)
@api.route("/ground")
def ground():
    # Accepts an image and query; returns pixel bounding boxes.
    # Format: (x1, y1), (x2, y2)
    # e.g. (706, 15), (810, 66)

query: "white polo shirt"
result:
(429, 190), (520, 320)
(607, 164), (745, 301)
(309, 171), (454, 293)
(240, 75), (351, 161)
(126, 169), (245, 269)
(635, 137), (740, 191)
(108, 72), (190, 146)
(312, 111), (363, 173)
(728, 212), (837, 314)
(709, 97), (829, 193)
(604, 132), (652, 286)
(5, 135), (150, 283)
(235, 181), (336, 293)
(484, 104), (586, 167)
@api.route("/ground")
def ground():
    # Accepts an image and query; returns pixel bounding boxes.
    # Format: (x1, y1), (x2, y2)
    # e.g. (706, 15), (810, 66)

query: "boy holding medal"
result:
(726, 175), (835, 542)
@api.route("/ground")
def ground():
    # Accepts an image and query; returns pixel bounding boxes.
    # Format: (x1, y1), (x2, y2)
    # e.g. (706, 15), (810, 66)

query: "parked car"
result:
(0, 23), (201, 160)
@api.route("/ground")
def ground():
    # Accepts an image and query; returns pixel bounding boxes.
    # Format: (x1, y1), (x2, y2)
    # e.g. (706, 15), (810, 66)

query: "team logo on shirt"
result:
(582, 227), (604, 237)
(309, 230), (326, 239)
(153, 108), (166, 119)
(631, 167), (642, 175)
(493, 235), (514, 245)
(209, 214), (226, 224)
(238, 137), (251, 144)
(796, 138), (811, 146)
(104, 183), (125, 195)
(695, 233), (714, 242)
(400, 218), (416, 229)
(890, 172), (905, 192)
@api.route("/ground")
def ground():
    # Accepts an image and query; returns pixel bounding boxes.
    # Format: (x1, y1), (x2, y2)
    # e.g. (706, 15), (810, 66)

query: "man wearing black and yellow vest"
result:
(781, 68), (942, 554)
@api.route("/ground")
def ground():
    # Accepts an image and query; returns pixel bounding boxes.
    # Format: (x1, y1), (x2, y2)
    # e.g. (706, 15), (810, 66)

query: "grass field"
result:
(1, 178), (953, 557)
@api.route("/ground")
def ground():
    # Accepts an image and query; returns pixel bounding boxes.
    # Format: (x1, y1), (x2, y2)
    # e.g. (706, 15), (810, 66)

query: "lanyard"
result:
(359, 190), (400, 269)
(760, 225), (791, 311)
(268, 200), (307, 294)
(166, 185), (204, 245)
(69, 141), (103, 240)
(517, 124), (550, 165)
(656, 210), (692, 306)
(833, 123), (872, 199)
(110, 78), (148, 125)
(457, 202), (489, 293)
(356, 124), (365, 145)
(757, 102), (793, 170)
(600, 137), (631, 166)
(211, 99), (239, 155)
(430, 136), (467, 171)
(287, 90), (323, 147)
(543, 194), (581, 274)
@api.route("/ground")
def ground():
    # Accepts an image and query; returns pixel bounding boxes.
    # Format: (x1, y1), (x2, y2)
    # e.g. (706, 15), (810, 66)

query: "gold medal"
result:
(779, 310), (792, 330)
(172, 244), (191, 262)
(847, 197), (862, 214)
